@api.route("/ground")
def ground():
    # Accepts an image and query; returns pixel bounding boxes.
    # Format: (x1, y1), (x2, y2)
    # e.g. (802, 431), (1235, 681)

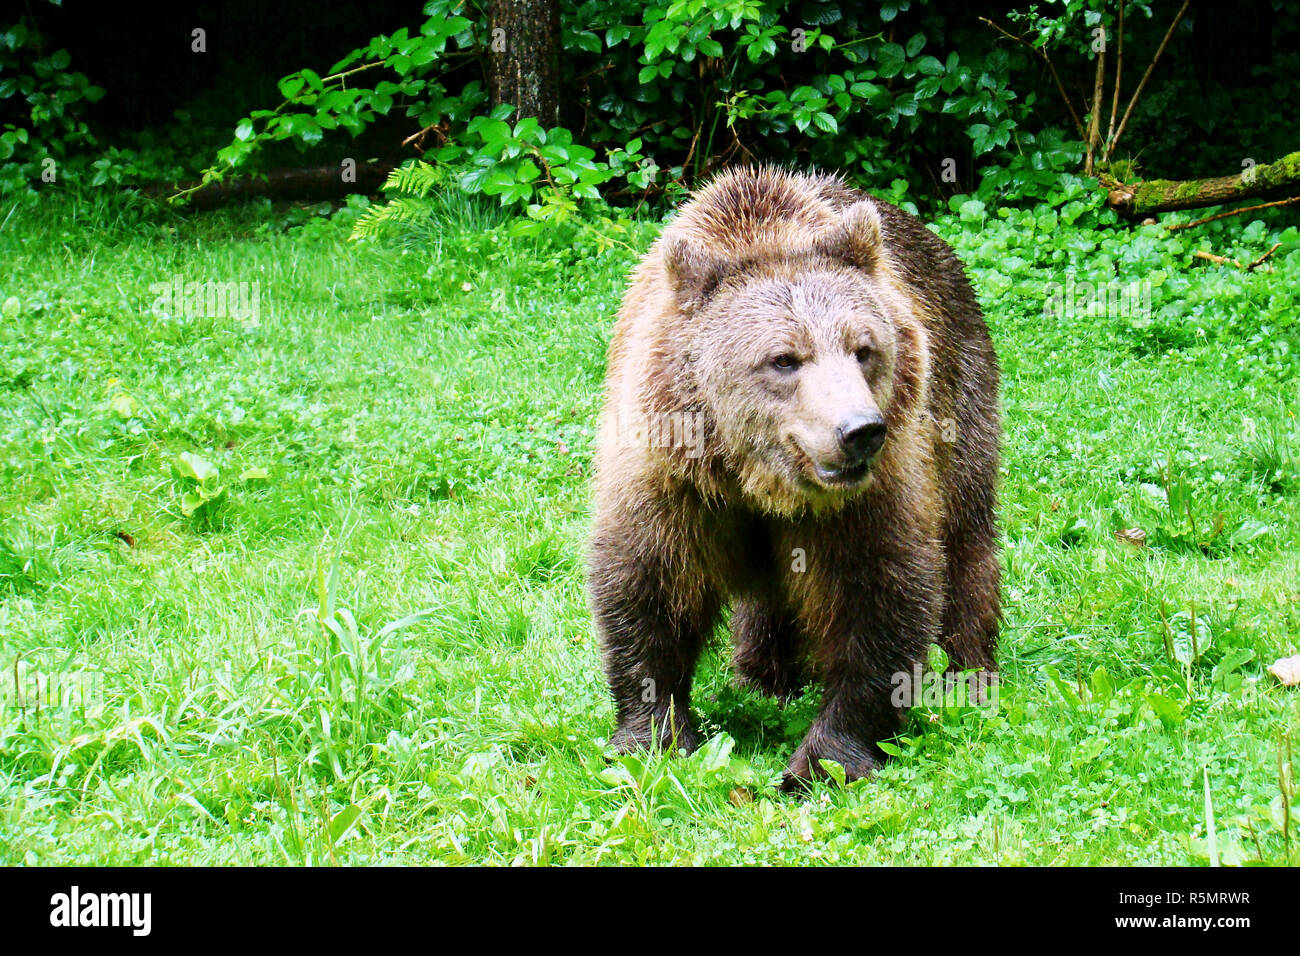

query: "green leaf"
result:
(278, 75), (306, 100)
(915, 55), (944, 76)
(696, 733), (735, 773)
(328, 804), (365, 844)
(1089, 666), (1114, 701)
(515, 159), (540, 183)
(1226, 519), (1270, 548)
(597, 765), (633, 787)
(1146, 692), (1184, 729)
(812, 111), (838, 134)
(1057, 513), (1087, 546)
(1169, 611), (1213, 665)
(290, 115), (323, 145)
(176, 451), (219, 483)
(1044, 666), (1081, 708)
(818, 759), (847, 787)
(875, 43), (905, 78)
(1211, 647), (1255, 685)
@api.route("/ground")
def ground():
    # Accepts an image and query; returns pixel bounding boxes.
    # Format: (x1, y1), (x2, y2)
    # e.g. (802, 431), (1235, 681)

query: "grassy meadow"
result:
(0, 192), (1297, 865)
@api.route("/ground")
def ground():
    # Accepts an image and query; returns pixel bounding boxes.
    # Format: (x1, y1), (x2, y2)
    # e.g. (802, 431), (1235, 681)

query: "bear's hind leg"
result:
(940, 514), (999, 673)
(730, 598), (807, 703)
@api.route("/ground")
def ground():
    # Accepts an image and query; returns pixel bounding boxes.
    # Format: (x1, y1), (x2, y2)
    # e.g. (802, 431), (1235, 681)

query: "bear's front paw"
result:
(780, 732), (881, 793)
(609, 709), (700, 757)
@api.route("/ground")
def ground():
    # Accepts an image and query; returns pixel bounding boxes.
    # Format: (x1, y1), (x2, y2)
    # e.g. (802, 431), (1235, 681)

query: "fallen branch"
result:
(401, 123), (449, 150)
(1192, 243), (1281, 271)
(146, 162), (396, 210)
(1168, 195), (1300, 231)
(1107, 150), (1300, 217)
(1193, 249), (1240, 268)
(1247, 242), (1282, 270)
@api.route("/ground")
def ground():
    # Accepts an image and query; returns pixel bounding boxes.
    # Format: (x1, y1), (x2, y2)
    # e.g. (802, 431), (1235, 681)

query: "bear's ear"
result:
(814, 199), (883, 272)
(661, 234), (725, 307)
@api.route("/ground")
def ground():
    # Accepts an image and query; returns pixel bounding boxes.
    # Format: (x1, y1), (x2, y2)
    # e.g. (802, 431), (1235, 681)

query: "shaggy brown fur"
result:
(587, 166), (1000, 788)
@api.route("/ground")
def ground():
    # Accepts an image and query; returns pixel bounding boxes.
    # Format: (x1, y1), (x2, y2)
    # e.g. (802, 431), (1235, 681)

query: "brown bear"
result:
(587, 166), (1000, 789)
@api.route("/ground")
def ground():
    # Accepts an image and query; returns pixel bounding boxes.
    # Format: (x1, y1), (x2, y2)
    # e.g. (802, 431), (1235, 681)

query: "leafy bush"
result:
(199, 0), (1089, 215)
(0, 13), (104, 198)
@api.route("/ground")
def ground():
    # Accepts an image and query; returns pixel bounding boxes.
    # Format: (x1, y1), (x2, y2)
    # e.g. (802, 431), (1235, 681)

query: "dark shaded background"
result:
(9, 0), (1299, 181)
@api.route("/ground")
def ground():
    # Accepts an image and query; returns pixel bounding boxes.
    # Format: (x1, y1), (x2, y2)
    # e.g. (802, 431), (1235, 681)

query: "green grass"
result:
(0, 191), (1297, 865)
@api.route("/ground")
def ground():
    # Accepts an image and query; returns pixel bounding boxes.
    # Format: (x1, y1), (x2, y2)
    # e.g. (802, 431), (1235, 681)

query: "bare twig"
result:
(980, 17), (1085, 139)
(1190, 246), (1279, 272)
(1104, 2), (1125, 160)
(401, 123), (448, 150)
(1193, 249), (1243, 268)
(1109, 0), (1190, 155)
(1247, 242), (1282, 271)
(569, 62), (616, 84)
(728, 123), (756, 166)
(1168, 194), (1300, 231)
(681, 114), (704, 176)
(1084, 37), (1106, 175)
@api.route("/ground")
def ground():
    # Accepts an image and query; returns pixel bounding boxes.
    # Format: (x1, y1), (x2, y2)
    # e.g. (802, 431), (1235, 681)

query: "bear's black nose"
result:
(836, 415), (887, 463)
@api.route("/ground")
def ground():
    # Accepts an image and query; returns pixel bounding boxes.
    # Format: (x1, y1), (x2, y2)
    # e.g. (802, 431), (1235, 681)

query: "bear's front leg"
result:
(781, 666), (904, 789)
(588, 506), (720, 756)
(781, 527), (942, 791)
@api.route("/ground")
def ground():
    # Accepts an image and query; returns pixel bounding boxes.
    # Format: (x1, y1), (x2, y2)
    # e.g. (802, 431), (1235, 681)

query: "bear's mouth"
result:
(788, 440), (872, 490)
(812, 459), (870, 486)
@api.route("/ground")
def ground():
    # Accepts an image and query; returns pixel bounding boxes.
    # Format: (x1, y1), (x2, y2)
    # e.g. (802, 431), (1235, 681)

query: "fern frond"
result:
(382, 160), (444, 198)
(349, 196), (435, 241)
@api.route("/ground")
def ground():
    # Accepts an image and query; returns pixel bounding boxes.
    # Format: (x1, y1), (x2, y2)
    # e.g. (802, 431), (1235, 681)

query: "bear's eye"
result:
(855, 346), (873, 364)
(771, 354), (801, 372)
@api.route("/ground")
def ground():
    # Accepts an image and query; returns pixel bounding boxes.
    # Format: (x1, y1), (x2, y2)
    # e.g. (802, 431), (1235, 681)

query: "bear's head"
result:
(661, 199), (929, 515)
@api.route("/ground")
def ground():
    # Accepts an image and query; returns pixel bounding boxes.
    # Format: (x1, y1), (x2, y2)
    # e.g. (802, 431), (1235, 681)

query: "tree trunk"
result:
(486, 0), (561, 127)
(1107, 150), (1300, 217)
(147, 162), (395, 209)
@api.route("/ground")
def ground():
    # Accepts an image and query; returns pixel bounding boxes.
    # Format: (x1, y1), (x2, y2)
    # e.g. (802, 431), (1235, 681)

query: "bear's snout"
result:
(836, 413), (887, 465)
